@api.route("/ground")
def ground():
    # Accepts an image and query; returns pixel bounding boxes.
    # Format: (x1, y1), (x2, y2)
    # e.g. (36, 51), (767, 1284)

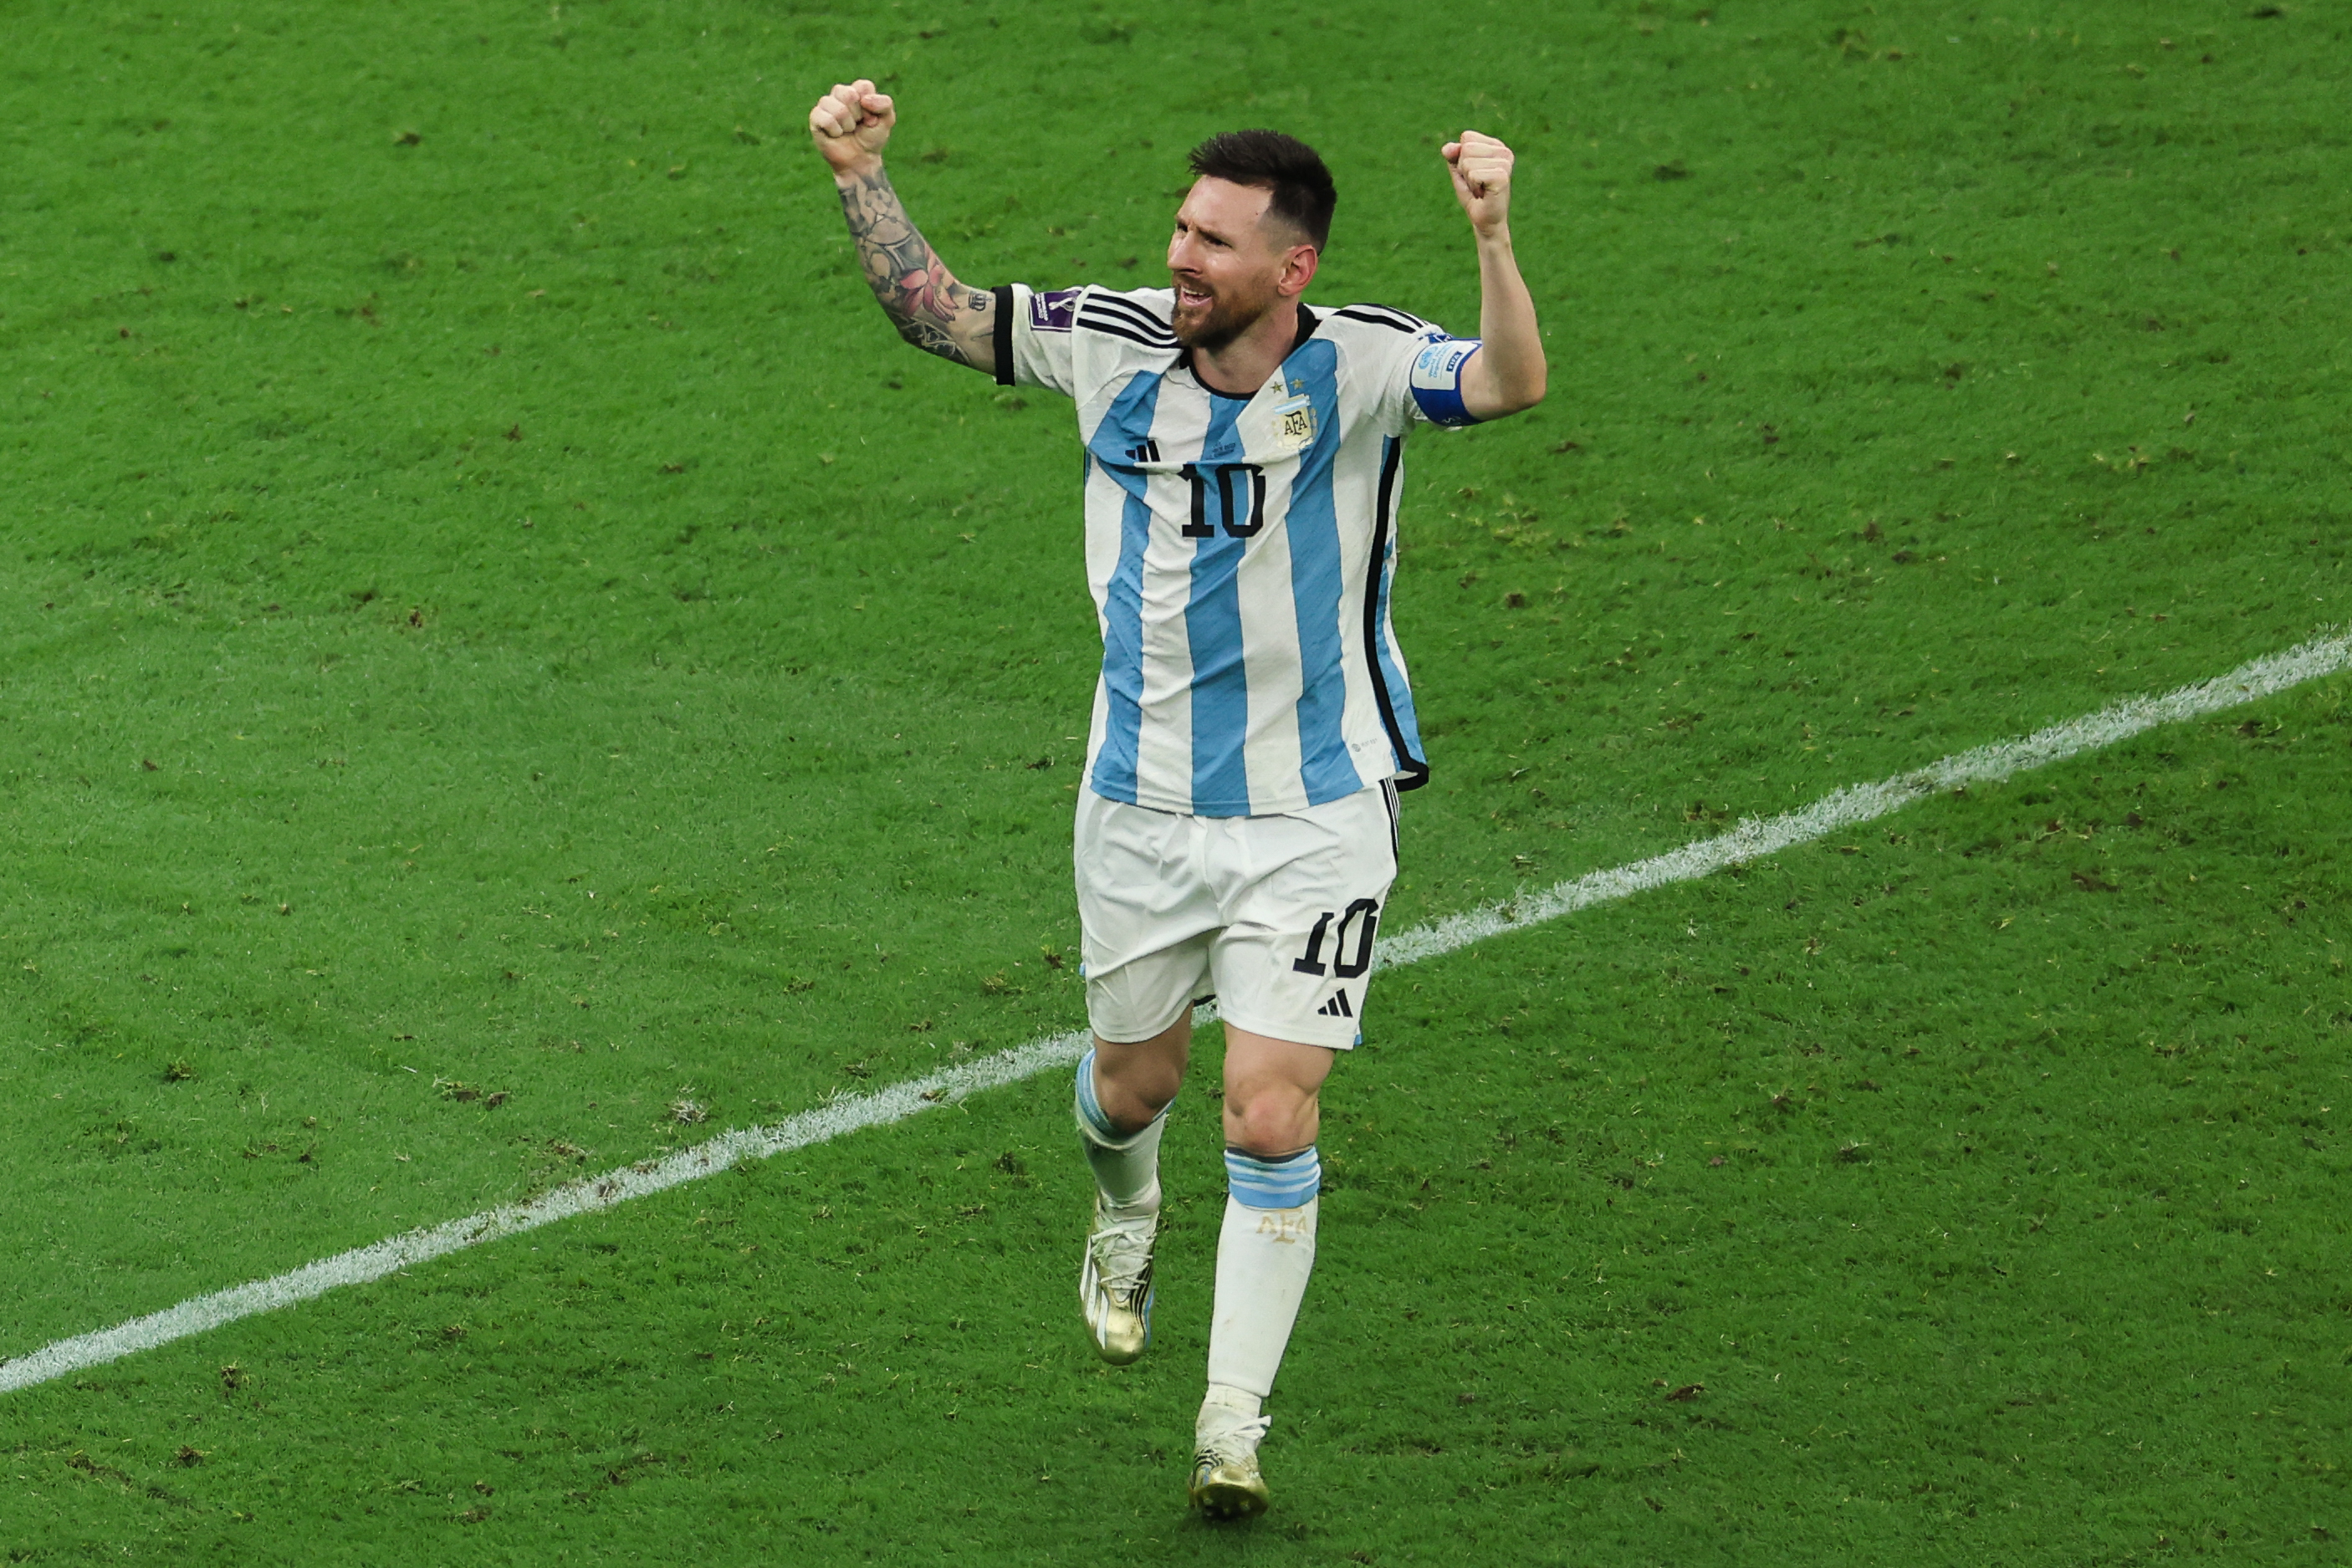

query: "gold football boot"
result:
(1188, 1398), (1273, 1519)
(1079, 1194), (1158, 1365)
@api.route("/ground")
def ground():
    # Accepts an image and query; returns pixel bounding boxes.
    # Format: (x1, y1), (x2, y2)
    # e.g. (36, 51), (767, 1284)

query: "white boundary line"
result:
(5, 628), (2345, 1396)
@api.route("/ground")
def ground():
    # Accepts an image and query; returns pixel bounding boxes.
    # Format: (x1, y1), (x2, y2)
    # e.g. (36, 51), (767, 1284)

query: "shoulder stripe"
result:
(1083, 294), (1176, 331)
(1080, 303), (1177, 343)
(1335, 304), (1429, 334)
(1076, 317), (1179, 352)
(1077, 311), (1176, 345)
(1079, 315), (1176, 346)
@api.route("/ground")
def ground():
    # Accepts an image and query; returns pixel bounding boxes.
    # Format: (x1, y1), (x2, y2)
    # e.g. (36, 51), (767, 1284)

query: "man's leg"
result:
(1078, 1009), (1191, 1203)
(1072, 1009), (1191, 1364)
(1071, 787), (1218, 1363)
(1191, 1024), (1333, 1519)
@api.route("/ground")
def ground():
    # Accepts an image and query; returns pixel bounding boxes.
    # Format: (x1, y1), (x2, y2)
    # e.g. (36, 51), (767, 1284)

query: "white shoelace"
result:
(1088, 1206), (1156, 1297)
(1196, 1408), (1271, 1463)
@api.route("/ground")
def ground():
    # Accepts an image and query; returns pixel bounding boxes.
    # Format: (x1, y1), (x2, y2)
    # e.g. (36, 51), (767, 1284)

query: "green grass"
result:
(3, 0), (2349, 1560)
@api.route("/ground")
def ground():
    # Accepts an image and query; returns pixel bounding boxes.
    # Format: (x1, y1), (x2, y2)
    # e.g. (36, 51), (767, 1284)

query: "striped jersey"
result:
(990, 283), (1478, 818)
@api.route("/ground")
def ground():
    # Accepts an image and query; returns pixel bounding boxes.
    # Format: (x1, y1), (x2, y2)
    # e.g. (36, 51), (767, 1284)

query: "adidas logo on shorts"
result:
(1315, 990), (1353, 1019)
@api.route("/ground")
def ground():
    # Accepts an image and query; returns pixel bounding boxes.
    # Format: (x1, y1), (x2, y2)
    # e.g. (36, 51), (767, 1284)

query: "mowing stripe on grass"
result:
(4, 627), (2345, 1396)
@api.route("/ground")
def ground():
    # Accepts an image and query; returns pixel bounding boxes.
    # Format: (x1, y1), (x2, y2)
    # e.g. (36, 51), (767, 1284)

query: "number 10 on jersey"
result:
(1181, 462), (1266, 540)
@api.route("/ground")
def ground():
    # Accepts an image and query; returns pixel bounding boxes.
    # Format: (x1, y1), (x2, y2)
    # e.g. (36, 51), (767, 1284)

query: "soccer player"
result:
(809, 79), (1546, 1516)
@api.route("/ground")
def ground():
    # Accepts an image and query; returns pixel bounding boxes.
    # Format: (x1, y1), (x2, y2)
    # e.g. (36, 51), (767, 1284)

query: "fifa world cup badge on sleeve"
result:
(1408, 338), (1483, 427)
(1029, 287), (1081, 333)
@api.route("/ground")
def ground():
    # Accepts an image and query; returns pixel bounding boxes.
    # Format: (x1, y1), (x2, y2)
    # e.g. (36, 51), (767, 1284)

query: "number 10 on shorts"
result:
(1292, 897), (1378, 978)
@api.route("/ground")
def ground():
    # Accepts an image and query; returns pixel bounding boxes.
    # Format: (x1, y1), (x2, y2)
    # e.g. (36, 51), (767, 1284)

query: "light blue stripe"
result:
(1225, 1146), (1322, 1209)
(1184, 393), (1253, 815)
(1372, 435), (1426, 770)
(1085, 373), (1165, 804)
(1074, 1049), (1117, 1140)
(1278, 340), (1363, 806)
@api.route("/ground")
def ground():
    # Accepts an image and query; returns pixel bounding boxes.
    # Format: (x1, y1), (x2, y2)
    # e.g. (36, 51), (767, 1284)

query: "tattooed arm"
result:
(834, 165), (996, 366)
(809, 79), (995, 372)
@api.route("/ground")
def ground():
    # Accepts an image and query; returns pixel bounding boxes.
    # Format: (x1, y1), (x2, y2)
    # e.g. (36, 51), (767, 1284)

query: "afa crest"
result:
(1275, 400), (1317, 451)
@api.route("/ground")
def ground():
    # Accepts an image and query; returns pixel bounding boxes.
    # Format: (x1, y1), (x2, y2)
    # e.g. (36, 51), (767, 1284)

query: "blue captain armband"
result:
(1408, 337), (1484, 427)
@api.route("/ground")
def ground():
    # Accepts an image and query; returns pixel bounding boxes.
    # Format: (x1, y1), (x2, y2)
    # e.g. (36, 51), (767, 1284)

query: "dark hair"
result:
(1186, 130), (1337, 250)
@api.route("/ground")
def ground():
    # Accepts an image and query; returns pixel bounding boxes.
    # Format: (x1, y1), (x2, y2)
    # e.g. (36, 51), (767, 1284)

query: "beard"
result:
(1169, 275), (1277, 351)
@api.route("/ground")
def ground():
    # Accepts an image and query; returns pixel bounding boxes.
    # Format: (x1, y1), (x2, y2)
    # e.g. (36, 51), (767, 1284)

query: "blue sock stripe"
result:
(1225, 1146), (1322, 1209)
(1074, 1050), (1119, 1140)
(1076, 1050), (1170, 1145)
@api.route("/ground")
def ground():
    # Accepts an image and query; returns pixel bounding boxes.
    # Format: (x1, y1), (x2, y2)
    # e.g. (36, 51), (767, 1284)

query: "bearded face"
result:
(1169, 270), (1279, 350)
(1167, 178), (1313, 352)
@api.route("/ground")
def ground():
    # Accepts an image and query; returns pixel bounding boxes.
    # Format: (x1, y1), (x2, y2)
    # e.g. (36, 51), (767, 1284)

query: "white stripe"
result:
(1130, 403), (1207, 808)
(1377, 629), (2352, 967)
(1237, 483), (1307, 800)
(4, 627), (2344, 1395)
(1332, 427), (1393, 780)
(0, 1034), (1092, 1397)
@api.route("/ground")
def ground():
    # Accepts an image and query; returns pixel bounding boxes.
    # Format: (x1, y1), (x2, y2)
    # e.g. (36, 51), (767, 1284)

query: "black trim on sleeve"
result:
(1363, 436), (1430, 792)
(990, 284), (1015, 386)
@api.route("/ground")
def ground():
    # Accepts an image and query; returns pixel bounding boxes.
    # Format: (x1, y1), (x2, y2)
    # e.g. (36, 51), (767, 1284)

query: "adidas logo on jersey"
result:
(1315, 990), (1353, 1019)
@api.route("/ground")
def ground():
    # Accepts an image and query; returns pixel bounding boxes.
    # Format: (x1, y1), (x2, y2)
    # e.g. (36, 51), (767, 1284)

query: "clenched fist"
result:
(1443, 130), (1516, 237)
(810, 79), (895, 181)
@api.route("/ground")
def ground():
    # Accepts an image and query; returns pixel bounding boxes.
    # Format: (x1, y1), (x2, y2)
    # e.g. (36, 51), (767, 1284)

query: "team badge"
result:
(1271, 395), (1317, 454)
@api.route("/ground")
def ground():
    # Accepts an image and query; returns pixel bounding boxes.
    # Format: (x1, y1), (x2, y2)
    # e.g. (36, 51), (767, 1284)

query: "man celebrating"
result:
(810, 79), (1545, 1518)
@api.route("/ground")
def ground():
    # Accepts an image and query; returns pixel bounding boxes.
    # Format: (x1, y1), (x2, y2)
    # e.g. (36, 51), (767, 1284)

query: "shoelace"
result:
(1088, 1211), (1155, 1296)
(1195, 1413), (1272, 1465)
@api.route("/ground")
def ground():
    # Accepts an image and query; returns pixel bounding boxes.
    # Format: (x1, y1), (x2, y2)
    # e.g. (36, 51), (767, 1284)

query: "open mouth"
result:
(1175, 284), (1214, 312)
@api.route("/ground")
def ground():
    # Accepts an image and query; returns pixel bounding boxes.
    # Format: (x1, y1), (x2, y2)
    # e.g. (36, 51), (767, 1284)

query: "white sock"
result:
(1199, 1381), (1264, 1430)
(1205, 1147), (1321, 1402)
(1073, 1048), (1165, 1210)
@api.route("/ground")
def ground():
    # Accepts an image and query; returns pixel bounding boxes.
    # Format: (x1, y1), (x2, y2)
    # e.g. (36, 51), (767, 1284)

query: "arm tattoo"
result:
(836, 166), (992, 369)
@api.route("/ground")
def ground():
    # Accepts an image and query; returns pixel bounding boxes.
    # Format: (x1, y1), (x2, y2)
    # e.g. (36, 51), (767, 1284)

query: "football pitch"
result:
(3, 0), (2348, 1560)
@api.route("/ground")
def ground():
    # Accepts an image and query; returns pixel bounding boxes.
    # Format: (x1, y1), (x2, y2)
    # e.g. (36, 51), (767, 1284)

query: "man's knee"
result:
(1092, 1023), (1189, 1130)
(1098, 1065), (1181, 1130)
(1224, 1082), (1317, 1157)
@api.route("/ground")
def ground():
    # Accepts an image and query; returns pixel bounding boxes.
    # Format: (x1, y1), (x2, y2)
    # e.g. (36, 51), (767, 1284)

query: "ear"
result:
(1276, 243), (1321, 300)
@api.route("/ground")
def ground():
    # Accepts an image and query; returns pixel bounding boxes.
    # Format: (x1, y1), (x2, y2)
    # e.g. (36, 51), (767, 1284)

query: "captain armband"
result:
(1407, 337), (1485, 428)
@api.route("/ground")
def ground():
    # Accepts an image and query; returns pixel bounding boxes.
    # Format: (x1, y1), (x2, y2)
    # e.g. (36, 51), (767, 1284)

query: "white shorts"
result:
(1074, 782), (1400, 1050)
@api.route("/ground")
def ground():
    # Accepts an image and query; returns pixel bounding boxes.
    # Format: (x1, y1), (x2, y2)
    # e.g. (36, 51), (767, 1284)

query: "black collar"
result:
(1181, 304), (1320, 398)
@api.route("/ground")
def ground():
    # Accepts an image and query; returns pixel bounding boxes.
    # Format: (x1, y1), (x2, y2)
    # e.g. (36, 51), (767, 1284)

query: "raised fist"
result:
(1443, 130), (1516, 236)
(810, 79), (895, 179)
